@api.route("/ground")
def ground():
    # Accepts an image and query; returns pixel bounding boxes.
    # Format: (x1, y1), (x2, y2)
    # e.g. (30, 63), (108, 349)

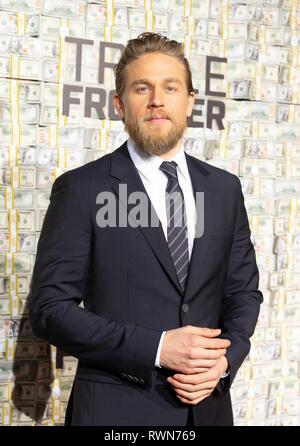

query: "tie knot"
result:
(159, 161), (178, 180)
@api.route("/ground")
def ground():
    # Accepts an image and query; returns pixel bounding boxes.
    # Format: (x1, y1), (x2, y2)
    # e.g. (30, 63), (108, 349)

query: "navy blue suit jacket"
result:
(29, 141), (263, 426)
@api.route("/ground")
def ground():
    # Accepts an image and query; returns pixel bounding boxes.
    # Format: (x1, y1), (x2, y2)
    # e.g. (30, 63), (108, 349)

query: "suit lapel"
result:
(110, 142), (183, 295)
(183, 153), (214, 301)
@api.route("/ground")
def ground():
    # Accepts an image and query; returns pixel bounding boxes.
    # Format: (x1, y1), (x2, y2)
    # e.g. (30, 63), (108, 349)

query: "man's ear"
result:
(186, 92), (196, 118)
(112, 94), (125, 120)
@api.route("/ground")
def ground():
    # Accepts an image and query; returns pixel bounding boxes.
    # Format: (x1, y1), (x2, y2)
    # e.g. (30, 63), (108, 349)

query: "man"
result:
(29, 32), (263, 426)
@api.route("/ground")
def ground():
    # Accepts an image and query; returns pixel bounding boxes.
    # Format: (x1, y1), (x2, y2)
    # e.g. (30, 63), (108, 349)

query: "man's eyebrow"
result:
(130, 78), (183, 87)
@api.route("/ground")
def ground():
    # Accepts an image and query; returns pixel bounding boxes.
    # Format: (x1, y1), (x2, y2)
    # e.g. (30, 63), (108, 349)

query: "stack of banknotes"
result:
(0, 0), (300, 426)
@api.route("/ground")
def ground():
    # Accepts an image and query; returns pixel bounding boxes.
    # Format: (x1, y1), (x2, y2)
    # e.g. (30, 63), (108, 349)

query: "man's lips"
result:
(146, 117), (169, 123)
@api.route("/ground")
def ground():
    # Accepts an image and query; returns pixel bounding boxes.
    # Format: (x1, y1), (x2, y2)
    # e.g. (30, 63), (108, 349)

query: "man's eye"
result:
(137, 86), (149, 93)
(166, 86), (177, 92)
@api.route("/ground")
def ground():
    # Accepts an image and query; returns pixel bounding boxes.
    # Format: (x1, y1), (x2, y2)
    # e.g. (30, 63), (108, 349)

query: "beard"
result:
(124, 112), (186, 158)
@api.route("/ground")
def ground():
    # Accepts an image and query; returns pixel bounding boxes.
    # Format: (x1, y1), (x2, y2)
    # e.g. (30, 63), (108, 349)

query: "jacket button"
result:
(127, 374), (133, 380)
(182, 304), (189, 312)
(132, 377), (139, 383)
(139, 378), (145, 385)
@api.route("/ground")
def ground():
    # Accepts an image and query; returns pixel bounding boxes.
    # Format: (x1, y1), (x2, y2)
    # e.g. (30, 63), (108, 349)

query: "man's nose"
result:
(149, 87), (165, 107)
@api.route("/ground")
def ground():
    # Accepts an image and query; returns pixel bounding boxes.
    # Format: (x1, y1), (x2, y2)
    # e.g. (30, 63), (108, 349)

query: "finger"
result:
(189, 348), (227, 361)
(188, 327), (221, 338)
(188, 359), (218, 368)
(177, 392), (212, 405)
(175, 388), (212, 401)
(197, 338), (231, 349)
(172, 371), (218, 384)
(168, 378), (217, 393)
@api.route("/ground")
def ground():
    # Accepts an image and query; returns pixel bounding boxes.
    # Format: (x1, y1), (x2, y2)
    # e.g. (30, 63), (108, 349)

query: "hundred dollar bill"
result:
(249, 215), (274, 235)
(64, 148), (93, 169)
(240, 159), (277, 178)
(43, 0), (86, 20)
(0, 55), (10, 76)
(282, 398), (300, 416)
(277, 252), (300, 271)
(243, 140), (284, 158)
(168, 13), (187, 34)
(19, 81), (41, 103)
(0, 148), (9, 167)
(13, 341), (35, 359)
(15, 275), (31, 294)
(85, 23), (105, 41)
(36, 189), (51, 209)
(57, 379), (73, 401)
(275, 216), (300, 234)
(36, 382), (52, 401)
(0, 298), (10, 315)
(285, 291), (300, 306)
(40, 106), (58, 125)
(206, 159), (239, 176)
(153, 11), (168, 31)
(0, 101), (40, 125)
(228, 22), (248, 39)
(259, 45), (290, 65)
(0, 0), (41, 12)
(42, 82), (59, 105)
(40, 16), (85, 41)
(228, 121), (252, 138)
(36, 341), (50, 358)
(240, 177), (274, 196)
(264, 26), (284, 45)
(227, 61), (256, 80)
(36, 167), (56, 188)
(56, 356), (77, 377)
(13, 253), (33, 273)
(12, 383), (35, 402)
(0, 210), (9, 228)
(86, 3), (107, 24)
(275, 180), (300, 196)
(0, 169), (11, 186)
(127, 9), (145, 28)
(228, 80), (253, 99)
(244, 196), (275, 215)
(18, 57), (43, 80)
(37, 148), (58, 167)
(13, 189), (35, 209)
(0, 276), (9, 294)
(37, 359), (51, 380)
(43, 59), (59, 82)
(17, 233), (37, 252)
(0, 11), (39, 36)
(276, 198), (300, 216)
(227, 41), (259, 61)
(17, 146), (37, 166)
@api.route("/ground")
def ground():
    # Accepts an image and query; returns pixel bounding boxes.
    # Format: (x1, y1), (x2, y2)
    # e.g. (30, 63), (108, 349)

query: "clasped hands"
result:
(160, 326), (230, 405)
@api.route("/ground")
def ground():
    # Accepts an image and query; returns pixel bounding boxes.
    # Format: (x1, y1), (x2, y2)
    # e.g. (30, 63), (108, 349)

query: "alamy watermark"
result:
(95, 185), (205, 238)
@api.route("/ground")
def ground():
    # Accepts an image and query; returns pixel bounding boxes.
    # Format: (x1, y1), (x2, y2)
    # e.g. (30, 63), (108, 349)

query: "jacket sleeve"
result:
(218, 176), (263, 393)
(28, 172), (162, 387)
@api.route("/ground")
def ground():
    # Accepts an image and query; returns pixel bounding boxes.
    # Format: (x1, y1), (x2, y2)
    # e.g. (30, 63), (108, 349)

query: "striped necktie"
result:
(159, 161), (189, 292)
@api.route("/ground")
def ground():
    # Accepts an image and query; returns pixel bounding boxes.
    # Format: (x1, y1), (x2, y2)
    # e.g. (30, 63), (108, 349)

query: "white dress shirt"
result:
(127, 137), (229, 378)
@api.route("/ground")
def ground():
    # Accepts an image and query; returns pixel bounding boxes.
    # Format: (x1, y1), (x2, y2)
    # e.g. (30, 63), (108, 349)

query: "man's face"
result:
(113, 52), (195, 156)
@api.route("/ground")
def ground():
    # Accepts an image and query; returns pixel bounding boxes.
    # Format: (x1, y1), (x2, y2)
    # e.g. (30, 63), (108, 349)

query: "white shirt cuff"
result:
(155, 331), (166, 368)
(221, 370), (230, 379)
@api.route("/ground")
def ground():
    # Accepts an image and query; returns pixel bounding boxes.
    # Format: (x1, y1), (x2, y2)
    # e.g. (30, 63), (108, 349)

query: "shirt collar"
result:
(127, 136), (190, 183)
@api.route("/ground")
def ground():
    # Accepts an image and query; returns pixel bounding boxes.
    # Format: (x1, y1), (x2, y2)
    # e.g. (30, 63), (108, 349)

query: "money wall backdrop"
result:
(0, 0), (300, 426)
